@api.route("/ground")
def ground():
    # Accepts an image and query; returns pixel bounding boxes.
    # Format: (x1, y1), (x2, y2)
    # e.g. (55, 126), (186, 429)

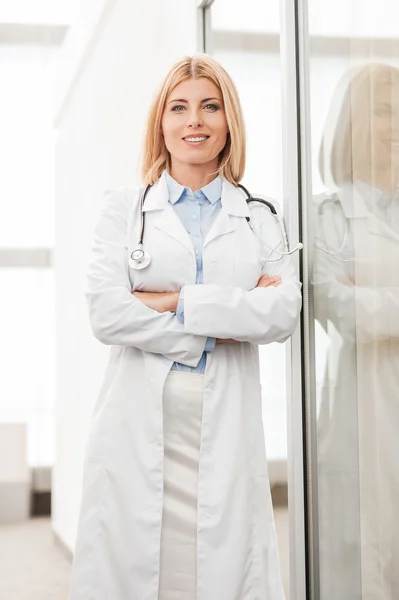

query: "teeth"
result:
(184, 137), (208, 142)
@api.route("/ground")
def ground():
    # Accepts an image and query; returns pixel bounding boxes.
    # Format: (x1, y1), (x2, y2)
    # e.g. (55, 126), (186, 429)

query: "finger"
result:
(259, 274), (280, 282)
(257, 278), (281, 287)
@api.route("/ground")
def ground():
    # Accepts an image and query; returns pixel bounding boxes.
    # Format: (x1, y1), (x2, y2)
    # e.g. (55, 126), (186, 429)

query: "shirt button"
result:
(192, 214), (198, 220)
(195, 191), (201, 198)
(195, 249), (199, 255)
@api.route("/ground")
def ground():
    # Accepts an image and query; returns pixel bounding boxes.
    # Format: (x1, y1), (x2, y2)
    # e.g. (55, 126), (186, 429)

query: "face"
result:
(371, 80), (399, 162)
(351, 75), (399, 188)
(161, 78), (229, 172)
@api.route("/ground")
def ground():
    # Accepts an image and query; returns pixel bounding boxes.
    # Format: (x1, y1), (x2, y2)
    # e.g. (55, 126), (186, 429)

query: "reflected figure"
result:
(313, 62), (399, 600)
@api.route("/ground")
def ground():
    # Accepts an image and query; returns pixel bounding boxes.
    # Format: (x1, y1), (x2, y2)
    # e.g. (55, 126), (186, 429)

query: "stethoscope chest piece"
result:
(129, 244), (152, 270)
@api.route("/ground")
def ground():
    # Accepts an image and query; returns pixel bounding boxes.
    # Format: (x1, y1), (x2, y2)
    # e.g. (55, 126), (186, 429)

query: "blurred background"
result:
(1, 0), (398, 599)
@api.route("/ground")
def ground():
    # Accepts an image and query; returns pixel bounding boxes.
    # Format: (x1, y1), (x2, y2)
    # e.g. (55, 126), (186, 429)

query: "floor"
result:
(0, 516), (71, 600)
(0, 509), (289, 599)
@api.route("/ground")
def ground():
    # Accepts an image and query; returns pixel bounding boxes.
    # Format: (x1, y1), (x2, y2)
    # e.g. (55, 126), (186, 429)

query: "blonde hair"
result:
(141, 53), (246, 185)
(319, 62), (399, 189)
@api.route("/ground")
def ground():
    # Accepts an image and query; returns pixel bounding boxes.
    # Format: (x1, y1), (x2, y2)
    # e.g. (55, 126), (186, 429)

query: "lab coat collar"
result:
(141, 171), (250, 217)
(220, 178), (250, 217)
(338, 181), (369, 219)
(339, 179), (392, 219)
(338, 180), (399, 243)
(141, 172), (170, 212)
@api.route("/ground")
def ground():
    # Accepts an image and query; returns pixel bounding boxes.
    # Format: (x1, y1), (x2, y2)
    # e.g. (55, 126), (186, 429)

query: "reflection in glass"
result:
(312, 62), (399, 599)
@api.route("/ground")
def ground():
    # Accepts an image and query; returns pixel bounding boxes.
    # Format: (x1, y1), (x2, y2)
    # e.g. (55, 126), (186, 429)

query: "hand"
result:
(337, 276), (354, 286)
(256, 274), (281, 288)
(132, 291), (179, 313)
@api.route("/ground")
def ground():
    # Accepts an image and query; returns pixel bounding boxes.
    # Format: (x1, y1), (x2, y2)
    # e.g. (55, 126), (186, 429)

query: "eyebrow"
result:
(168, 97), (221, 105)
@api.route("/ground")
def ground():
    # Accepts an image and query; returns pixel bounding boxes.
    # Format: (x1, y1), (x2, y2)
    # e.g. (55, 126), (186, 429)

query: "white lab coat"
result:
(68, 172), (302, 600)
(313, 180), (399, 600)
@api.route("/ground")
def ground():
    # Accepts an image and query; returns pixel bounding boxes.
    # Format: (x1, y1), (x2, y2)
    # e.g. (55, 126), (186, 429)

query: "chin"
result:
(180, 154), (221, 165)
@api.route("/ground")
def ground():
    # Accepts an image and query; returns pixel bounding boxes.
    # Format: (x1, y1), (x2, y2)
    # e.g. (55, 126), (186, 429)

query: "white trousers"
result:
(158, 371), (204, 600)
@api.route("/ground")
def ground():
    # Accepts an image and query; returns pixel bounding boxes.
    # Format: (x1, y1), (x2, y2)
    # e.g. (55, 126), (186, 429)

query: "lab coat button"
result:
(205, 513), (210, 520)
(205, 445), (212, 453)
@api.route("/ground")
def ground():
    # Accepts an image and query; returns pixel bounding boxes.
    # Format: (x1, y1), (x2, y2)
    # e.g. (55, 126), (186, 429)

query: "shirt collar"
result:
(353, 179), (396, 214)
(337, 179), (395, 218)
(164, 169), (222, 205)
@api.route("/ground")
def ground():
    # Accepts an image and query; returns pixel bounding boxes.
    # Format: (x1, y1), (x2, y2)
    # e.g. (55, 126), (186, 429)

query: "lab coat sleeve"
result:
(313, 204), (399, 343)
(175, 287), (185, 323)
(181, 204), (302, 344)
(85, 188), (207, 367)
(176, 288), (216, 350)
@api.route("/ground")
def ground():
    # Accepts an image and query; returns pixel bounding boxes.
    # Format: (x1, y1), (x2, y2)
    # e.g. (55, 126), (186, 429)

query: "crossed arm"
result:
(132, 273), (281, 344)
(86, 189), (301, 366)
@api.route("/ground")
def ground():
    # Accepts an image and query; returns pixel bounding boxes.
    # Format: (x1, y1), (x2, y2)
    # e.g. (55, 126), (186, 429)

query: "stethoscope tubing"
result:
(315, 201), (353, 261)
(137, 184), (152, 246)
(131, 181), (302, 267)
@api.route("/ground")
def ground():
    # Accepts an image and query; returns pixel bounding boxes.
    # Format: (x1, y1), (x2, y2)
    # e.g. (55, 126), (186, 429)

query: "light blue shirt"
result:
(164, 169), (222, 373)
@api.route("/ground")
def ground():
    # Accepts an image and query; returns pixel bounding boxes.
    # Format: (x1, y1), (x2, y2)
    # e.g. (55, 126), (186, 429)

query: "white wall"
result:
(0, 0), (81, 25)
(52, 0), (200, 553)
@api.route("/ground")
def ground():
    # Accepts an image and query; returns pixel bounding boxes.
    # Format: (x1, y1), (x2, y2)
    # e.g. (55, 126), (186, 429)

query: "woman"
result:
(313, 62), (399, 600)
(69, 53), (301, 600)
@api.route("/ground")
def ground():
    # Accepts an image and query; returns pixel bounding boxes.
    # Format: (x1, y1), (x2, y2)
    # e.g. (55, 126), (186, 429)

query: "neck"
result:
(169, 160), (220, 192)
(354, 163), (399, 195)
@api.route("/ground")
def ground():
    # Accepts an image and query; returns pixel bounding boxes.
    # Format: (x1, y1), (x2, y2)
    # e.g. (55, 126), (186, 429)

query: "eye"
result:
(171, 105), (185, 112)
(203, 103), (220, 111)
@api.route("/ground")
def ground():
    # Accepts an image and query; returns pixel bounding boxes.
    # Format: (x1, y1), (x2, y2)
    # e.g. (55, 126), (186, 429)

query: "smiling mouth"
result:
(183, 136), (210, 144)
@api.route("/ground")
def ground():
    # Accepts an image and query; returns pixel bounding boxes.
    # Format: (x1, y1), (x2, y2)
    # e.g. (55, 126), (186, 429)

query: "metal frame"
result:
(196, 0), (215, 53)
(294, 1), (320, 598)
(280, 1), (308, 598)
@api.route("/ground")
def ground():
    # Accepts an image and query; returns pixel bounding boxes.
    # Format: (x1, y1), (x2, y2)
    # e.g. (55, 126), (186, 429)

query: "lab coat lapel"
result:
(141, 174), (195, 257)
(204, 179), (250, 247)
(366, 213), (399, 242)
(153, 204), (196, 256)
(340, 183), (399, 244)
(203, 208), (236, 247)
(352, 184), (399, 242)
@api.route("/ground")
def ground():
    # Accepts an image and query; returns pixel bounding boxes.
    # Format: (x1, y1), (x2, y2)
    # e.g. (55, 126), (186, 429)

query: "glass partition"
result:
(302, 0), (399, 598)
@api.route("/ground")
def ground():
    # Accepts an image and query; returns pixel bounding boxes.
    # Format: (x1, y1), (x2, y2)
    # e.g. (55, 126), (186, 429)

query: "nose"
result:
(187, 108), (203, 128)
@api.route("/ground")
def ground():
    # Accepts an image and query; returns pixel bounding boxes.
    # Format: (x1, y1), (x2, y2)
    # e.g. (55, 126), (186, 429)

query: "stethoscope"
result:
(315, 195), (387, 262)
(315, 197), (352, 262)
(129, 182), (303, 270)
